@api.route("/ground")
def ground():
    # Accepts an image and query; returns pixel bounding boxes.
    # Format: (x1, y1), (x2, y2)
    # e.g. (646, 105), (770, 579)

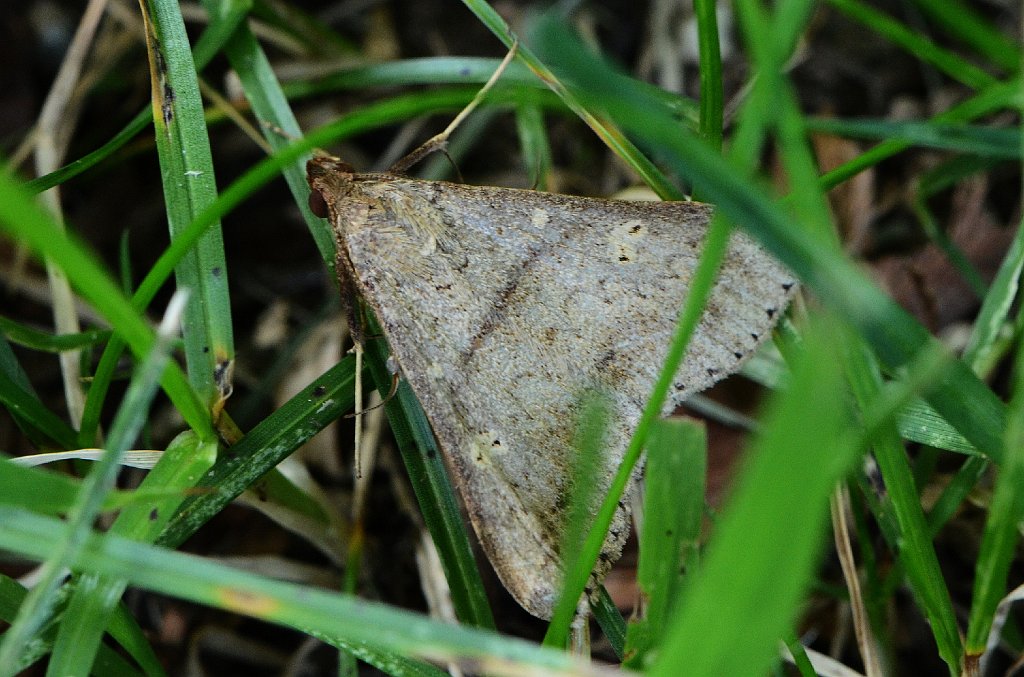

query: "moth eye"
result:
(308, 189), (329, 218)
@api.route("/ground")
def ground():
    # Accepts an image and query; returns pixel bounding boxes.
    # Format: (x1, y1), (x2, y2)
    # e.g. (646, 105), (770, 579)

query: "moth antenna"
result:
(388, 41), (519, 175)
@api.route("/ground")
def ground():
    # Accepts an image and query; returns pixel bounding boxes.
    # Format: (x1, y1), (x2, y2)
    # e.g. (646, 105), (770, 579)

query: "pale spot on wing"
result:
(470, 430), (504, 467)
(531, 208), (550, 228)
(426, 362), (444, 380)
(609, 219), (648, 264)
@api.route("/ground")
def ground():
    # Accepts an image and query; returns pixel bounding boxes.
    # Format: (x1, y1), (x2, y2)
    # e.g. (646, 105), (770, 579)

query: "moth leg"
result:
(569, 597), (592, 655)
(344, 369), (400, 418)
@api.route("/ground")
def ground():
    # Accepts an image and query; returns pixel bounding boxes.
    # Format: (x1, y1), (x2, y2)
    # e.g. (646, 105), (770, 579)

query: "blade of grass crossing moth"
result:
(0, 293), (184, 671)
(543, 209), (733, 644)
(650, 317), (857, 677)
(361, 316), (496, 630)
(49, 431), (217, 675)
(139, 0), (234, 411)
(0, 510), (589, 676)
(531, 20), (1008, 461)
(624, 418), (706, 669)
(543, 393), (610, 649)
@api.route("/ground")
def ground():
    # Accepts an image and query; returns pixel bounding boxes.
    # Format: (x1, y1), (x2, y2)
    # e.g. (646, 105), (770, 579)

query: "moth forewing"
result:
(306, 156), (796, 618)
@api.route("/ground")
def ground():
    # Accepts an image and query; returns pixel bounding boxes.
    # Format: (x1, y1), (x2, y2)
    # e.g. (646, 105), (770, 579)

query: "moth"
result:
(307, 156), (796, 618)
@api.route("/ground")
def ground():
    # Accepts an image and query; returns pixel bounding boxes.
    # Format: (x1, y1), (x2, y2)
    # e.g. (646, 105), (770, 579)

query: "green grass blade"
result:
(0, 167), (211, 440)
(140, 0), (234, 408)
(0, 334), (34, 395)
(462, 0), (685, 200)
(897, 399), (980, 454)
(0, 456), (142, 515)
(284, 57), (534, 95)
(544, 393), (611, 649)
(22, 3), (250, 195)
(818, 78), (1019, 190)
(624, 419), (706, 669)
(48, 431), (216, 675)
(0, 509), (590, 676)
(962, 210), (1024, 373)
(535, 26), (1008, 461)
(361, 320), (496, 630)
(0, 576), (147, 677)
(158, 357), (356, 548)
(843, 336), (963, 672)
(0, 316), (110, 353)
(907, 0), (1020, 72)
(693, 0), (724, 151)
(0, 293), (181, 672)
(651, 317), (856, 677)
(965, 318), (1024, 658)
(825, 0), (996, 89)
(514, 101), (553, 190)
(0, 368), (79, 450)
(805, 119), (1020, 158)
(280, 56), (696, 124)
(592, 588), (626, 659)
(248, 1), (353, 56)
(206, 5), (336, 270)
(77, 0), (253, 445)
(910, 193), (987, 298)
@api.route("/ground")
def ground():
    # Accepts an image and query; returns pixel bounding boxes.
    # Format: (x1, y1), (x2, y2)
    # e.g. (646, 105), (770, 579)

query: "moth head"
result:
(306, 157), (357, 219)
